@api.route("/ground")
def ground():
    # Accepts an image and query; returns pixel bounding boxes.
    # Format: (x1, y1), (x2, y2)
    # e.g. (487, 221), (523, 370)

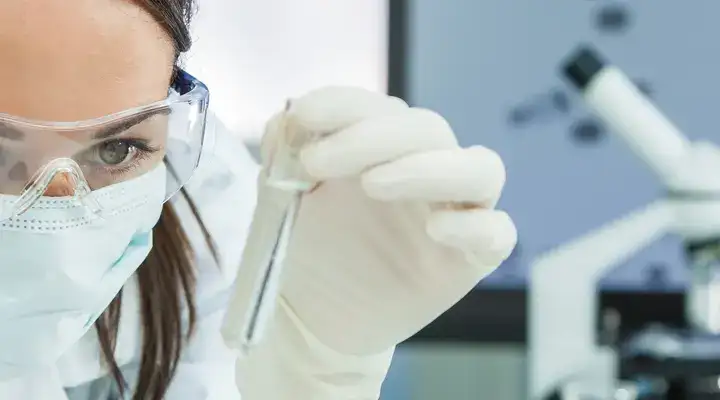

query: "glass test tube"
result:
(222, 100), (317, 354)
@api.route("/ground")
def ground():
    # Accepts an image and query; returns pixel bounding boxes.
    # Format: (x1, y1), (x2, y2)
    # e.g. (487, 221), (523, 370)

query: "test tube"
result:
(221, 100), (317, 354)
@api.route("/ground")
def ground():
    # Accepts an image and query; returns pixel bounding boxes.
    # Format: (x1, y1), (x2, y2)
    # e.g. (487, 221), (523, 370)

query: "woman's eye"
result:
(97, 140), (134, 165)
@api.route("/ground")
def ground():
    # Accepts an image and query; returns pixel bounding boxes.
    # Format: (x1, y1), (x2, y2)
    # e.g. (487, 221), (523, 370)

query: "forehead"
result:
(0, 0), (175, 122)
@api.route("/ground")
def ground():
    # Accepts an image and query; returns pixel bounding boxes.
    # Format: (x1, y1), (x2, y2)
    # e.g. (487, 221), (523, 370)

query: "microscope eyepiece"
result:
(563, 46), (606, 90)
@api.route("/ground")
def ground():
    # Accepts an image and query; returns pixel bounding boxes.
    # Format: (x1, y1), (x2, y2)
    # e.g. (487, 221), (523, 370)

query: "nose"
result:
(43, 173), (76, 197)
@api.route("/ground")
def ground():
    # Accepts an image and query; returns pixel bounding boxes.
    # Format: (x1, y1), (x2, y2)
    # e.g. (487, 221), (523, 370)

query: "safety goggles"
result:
(0, 69), (209, 222)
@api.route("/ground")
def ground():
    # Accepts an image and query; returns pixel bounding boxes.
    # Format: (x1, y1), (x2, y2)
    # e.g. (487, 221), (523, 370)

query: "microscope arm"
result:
(529, 200), (673, 399)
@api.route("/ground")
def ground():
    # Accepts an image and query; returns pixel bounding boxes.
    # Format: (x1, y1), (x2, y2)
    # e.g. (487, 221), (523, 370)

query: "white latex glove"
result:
(236, 87), (516, 399)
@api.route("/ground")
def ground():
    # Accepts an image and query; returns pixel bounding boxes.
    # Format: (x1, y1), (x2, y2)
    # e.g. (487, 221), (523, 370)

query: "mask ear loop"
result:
(7, 158), (103, 219)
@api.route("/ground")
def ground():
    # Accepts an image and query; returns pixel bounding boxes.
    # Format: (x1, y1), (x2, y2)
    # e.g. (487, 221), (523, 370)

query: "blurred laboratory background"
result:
(185, 1), (720, 399)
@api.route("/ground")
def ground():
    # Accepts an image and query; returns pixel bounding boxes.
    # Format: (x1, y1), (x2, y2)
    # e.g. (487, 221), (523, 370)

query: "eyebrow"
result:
(0, 107), (170, 142)
(93, 108), (171, 140)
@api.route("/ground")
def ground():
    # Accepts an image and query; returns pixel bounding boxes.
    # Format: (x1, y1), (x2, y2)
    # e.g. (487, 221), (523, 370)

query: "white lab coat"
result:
(0, 115), (259, 399)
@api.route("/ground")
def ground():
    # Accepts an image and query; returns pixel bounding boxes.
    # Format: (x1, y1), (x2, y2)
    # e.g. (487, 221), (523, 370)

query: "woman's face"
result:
(0, 0), (176, 195)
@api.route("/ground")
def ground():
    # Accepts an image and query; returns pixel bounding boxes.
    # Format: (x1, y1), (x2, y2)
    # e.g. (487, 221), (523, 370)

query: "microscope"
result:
(529, 46), (720, 399)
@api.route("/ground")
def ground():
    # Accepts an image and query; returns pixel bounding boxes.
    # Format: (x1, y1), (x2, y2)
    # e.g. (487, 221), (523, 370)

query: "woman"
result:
(0, 0), (516, 399)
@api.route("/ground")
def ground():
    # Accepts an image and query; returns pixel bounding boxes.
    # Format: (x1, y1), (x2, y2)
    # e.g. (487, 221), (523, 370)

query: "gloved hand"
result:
(236, 87), (516, 398)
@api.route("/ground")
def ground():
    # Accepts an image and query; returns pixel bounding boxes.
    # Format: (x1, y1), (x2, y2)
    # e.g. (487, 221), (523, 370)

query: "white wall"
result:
(184, 0), (388, 141)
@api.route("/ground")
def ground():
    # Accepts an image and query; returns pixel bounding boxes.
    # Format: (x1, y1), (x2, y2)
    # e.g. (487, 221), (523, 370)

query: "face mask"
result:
(0, 165), (166, 380)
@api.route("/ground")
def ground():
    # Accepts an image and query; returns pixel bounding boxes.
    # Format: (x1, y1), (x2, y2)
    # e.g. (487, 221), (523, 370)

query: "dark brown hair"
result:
(93, 1), (213, 399)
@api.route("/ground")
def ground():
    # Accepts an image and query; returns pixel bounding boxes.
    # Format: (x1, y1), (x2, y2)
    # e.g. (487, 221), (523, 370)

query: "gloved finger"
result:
(426, 208), (517, 267)
(361, 146), (506, 207)
(289, 86), (409, 132)
(260, 87), (408, 166)
(302, 108), (458, 179)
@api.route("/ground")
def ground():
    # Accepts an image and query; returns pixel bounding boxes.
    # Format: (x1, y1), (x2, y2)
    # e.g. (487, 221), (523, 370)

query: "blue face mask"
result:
(0, 166), (165, 380)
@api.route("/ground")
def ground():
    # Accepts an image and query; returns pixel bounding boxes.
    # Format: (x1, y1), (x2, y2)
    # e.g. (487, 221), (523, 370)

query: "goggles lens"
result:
(0, 69), (209, 220)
